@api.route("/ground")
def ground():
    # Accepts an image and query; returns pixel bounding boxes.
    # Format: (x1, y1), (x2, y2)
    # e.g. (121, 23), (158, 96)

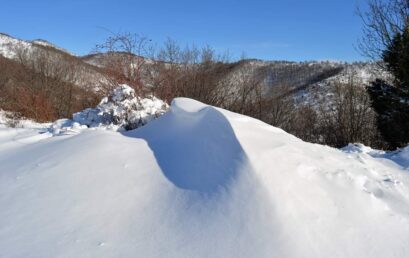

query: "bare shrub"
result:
(149, 39), (233, 106)
(94, 32), (154, 95)
(318, 75), (382, 147)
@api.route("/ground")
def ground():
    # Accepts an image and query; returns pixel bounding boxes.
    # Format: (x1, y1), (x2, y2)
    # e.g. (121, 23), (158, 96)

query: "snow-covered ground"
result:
(0, 98), (409, 258)
(0, 110), (50, 129)
(343, 143), (409, 171)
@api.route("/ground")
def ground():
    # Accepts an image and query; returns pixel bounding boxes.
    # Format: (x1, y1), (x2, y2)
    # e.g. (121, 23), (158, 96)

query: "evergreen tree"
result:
(367, 28), (409, 149)
(383, 28), (409, 90)
(367, 79), (409, 149)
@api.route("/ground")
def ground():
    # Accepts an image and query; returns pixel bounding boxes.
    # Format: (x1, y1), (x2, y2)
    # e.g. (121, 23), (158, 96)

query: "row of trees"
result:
(255, 74), (381, 148)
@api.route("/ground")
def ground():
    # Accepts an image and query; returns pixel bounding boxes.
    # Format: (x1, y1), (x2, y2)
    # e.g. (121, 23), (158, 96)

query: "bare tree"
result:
(150, 39), (233, 105)
(358, 0), (409, 61)
(290, 104), (321, 143)
(318, 74), (381, 147)
(95, 32), (154, 95)
(264, 83), (297, 130)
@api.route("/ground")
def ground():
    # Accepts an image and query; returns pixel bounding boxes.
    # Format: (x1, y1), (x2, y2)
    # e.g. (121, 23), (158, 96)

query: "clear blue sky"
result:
(1, 0), (367, 61)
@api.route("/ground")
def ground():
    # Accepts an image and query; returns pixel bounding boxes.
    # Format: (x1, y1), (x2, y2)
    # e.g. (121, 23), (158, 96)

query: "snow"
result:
(343, 143), (409, 170)
(71, 84), (168, 131)
(0, 34), (73, 60)
(0, 110), (50, 129)
(0, 33), (31, 59)
(0, 98), (409, 257)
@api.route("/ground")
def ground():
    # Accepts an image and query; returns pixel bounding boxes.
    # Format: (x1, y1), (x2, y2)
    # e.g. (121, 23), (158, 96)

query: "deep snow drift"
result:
(0, 98), (409, 258)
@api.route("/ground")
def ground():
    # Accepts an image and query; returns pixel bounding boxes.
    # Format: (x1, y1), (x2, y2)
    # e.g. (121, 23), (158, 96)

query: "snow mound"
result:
(72, 84), (168, 131)
(343, 143), (409, 170)
(126, 98), (247, 192)
(1, 98), (409, 258)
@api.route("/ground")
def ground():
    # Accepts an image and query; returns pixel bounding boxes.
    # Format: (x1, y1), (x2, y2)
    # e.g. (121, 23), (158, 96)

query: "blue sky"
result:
(1, 0), (367, 61)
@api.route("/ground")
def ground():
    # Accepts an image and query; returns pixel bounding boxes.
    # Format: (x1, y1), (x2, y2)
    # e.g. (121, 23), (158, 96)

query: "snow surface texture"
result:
(343, 143), (409, 171)
(56, 84), (168, 133)
(0, 99), (409, 258)
(0, 110), (50, 129)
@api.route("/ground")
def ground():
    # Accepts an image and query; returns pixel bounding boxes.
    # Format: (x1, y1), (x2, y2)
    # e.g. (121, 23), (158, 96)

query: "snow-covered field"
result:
(0, 98), (409, 258)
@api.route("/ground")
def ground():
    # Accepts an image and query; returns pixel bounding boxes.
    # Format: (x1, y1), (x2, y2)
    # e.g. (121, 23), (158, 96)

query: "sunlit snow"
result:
(0, 98), (408, 258)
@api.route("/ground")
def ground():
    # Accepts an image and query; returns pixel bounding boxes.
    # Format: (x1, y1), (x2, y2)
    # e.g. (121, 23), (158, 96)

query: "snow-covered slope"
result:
(343, 143), (409, 171)
(0, 33), (109, 91)
(0, 99), (409, 258)
(0, 33), (72, 59)
(0, 33), (31, 59)
(0, 110), (50, 129)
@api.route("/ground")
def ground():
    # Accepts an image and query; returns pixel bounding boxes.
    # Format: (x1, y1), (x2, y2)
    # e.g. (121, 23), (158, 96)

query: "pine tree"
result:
(383, 28), (409, 91)
(367, 28), (409, 149)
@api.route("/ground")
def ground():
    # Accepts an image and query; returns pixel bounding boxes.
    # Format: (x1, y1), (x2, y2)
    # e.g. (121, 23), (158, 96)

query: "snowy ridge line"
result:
(31, 39), (75, 56)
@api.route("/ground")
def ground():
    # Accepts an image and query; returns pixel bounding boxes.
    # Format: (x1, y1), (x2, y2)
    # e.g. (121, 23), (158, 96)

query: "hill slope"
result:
(0, 33), (108, 91)
(0, 98), (408, 257)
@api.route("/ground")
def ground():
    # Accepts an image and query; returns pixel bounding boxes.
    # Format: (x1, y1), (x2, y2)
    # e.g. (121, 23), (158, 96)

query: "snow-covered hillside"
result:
(0, 33), (73, 59)
(0, 98), (408, 258)
(0, 33), (31, 59)
(0, 33), (108, 91)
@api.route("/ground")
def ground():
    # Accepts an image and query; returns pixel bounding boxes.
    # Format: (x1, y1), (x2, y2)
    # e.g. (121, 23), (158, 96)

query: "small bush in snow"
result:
(72, 84), (168, 130)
